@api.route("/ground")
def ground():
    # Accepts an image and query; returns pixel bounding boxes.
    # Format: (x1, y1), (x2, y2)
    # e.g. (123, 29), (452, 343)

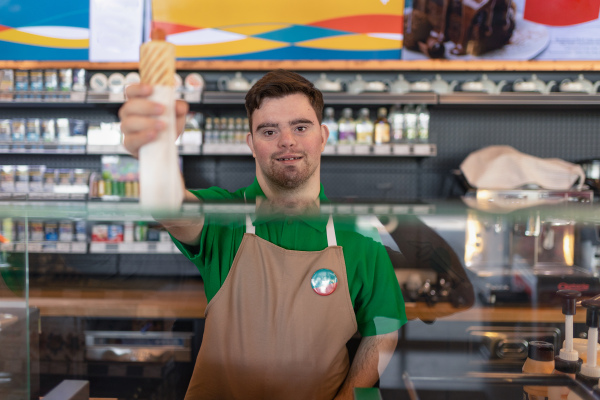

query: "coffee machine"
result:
(462, 188), (599, 305)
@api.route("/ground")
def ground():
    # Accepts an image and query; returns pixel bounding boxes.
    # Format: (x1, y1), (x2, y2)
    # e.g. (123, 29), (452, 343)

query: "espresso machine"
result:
(462, 188), (600, 305)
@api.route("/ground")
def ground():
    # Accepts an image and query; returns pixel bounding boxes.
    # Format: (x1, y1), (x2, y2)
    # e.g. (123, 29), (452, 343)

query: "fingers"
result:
(175, 100), (189, 139)
(124, 83), (153, 100)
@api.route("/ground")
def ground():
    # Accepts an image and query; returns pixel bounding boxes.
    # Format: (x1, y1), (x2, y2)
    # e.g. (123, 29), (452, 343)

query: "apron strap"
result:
(244, 191), (256, 234)
(326, 215), (337, 247)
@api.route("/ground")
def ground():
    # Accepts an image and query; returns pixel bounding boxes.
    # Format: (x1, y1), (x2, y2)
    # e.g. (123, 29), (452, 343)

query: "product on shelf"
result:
(404, 0), (516, 58)
(403, 105), (418, 142)
(0, 119), (11, 143)
(108, 73), (125, 93)
(89, 73), (109, 92)
(417, 105), (430, 143)
(14, 70), (28, 100)
(374, 107), (391, 145)
(11, 119), (25, 142)
(338, 108), (356, 144)
(323, 107), (338, 144)
(14, 166), (29, 193)
(59, 69), (73, 92)
(72, 69), (87, 92)
(0, 69), (14, 100)
(355, 108), (374, 145)
(29, 70), (43, 100)
(28, 165), (45, 193)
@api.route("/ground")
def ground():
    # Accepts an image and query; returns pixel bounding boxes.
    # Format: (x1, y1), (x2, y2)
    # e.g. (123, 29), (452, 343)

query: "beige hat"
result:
(460, 145), (585, 190)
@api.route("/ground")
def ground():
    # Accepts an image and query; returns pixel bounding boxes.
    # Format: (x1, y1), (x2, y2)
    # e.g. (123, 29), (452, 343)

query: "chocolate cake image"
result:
(404, 0), (517, 58)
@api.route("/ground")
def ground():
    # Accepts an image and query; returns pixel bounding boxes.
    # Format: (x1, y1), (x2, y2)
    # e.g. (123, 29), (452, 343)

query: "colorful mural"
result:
(0, 0), (89, 60)
(152, 0), (404, 60)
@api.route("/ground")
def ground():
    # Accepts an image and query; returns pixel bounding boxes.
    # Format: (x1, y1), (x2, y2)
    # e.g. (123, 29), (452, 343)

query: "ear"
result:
(246, 132), (256, 158)
(320, 124), (329, 152)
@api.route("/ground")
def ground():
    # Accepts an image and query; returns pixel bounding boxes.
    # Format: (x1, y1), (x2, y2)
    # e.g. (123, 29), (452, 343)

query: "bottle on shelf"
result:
(204, 117), (214, 144)
(388, 105), (405, 143)
(374, 107), (391, 145)
(417, 104), (430, 143)
(322, 107), (338, 145)
(235, 117), (244, 143)
(574, 299), (600, 390)
(549, 290), (582, 400)
(522, 341), (555, 400)
(337, 108), (356, 144)
(355, 108), (373, 145)
(403, 105), (418, 143)
(227, 117), (235, 143)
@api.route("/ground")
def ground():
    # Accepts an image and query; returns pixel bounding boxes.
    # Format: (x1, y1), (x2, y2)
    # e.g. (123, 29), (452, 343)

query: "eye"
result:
(296, 126), (308, 132)
(262, 130), (276, 136)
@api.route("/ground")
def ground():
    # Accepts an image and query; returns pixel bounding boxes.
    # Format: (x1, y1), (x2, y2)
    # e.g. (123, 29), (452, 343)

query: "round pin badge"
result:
(311, 268), (338, 296)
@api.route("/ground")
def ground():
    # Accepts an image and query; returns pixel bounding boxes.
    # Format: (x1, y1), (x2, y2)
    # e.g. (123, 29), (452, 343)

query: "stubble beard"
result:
(262, 154), (318, 191)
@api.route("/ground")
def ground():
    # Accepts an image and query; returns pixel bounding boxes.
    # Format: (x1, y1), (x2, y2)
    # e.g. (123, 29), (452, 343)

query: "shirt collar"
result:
(245, 177), (330, 232)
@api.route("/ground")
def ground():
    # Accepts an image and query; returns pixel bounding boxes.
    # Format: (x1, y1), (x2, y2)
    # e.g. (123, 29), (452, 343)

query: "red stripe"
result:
(0, 24), (12, 33)
(308, 14), (403, 34)
(152, 21), (201, 35)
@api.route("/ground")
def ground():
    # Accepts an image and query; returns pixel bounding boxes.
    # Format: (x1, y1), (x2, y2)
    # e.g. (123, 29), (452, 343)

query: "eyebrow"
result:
(255, 119), (314, 131)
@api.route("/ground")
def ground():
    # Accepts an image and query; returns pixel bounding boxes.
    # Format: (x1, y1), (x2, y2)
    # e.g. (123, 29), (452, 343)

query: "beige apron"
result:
(185, 211), (358, 400)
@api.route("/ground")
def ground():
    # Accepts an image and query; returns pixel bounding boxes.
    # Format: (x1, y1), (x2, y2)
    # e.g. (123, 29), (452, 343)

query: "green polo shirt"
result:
(171, 178), (407, 337)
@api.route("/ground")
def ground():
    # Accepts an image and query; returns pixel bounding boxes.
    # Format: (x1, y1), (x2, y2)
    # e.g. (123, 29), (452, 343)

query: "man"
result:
(119, 69), (407, 399)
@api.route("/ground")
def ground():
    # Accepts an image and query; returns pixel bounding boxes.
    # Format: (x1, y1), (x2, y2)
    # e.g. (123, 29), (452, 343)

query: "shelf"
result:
(439, 92), (600, 105)
(2, 60), (600, 72)
(0, 90), (86, 103)
(0, 143), (86, 154)
(89, 241), (177, 254)
(202, 91), (438, 105)
(2, 241), (87, 254)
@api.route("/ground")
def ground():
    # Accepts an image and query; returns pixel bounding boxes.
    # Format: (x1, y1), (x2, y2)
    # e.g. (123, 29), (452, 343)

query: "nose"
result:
(278, 127), (297, 148)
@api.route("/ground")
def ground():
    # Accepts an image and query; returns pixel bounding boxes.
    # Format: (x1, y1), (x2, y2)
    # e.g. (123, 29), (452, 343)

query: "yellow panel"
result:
(153, 0), (403, 29)
(221, 23), (291, 36)
(0, 30), (88, 49)
(175, 37), (288, 58)
(297, 34), (401, 51)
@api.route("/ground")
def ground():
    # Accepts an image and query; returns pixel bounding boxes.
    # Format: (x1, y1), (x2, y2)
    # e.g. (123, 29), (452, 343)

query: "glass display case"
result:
(1, 193), (600, 400)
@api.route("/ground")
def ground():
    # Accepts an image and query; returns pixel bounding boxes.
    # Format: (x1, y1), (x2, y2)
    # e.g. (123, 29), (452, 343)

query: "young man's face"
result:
(247, 93), (328, 191)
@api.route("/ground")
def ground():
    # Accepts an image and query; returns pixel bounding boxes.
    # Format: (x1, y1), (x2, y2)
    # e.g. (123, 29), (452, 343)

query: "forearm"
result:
(334, 330), (398, 400)
(157, 175), (204, 246)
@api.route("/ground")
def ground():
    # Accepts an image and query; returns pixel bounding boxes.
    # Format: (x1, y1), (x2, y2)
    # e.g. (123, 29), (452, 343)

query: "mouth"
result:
(275, 156), (303, 162)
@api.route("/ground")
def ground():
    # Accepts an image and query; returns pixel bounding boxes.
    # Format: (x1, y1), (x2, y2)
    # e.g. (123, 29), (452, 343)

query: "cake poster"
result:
(0, 0), (89, 61)
(151, 0), (404, 60)
(403, 0), (600, 60)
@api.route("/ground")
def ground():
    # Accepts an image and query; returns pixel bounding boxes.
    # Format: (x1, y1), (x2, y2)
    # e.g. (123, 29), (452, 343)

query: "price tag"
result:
(336, 205), (352, 214)
(108, 92), (125, 103)
(322, 145), (336, 155)
(373, 145), (392, 156)
(14, 243), (26, 252)
(148, 242), (157, 252)
(90, 242), (106, 253)
(119, 243), (135, 253)
(0, 243), (13, 251)
(157, 242), (172, 253)
(133, 242), (147, 252)
(353, 205), (369, 214)
(373, 205), (390, 214)
(29, 243), (43, 253)
(336, 145), (353, 155)
(392, 205), (410, 215)
(71, 242), (87, 253)
(392, 144), (410, 156)
(354, 145), (371, 155)
(413, 144), (432, 156)
(412, 205), (432, 214)
(57, 242), (71, 252)
(105, 243), (119, 252)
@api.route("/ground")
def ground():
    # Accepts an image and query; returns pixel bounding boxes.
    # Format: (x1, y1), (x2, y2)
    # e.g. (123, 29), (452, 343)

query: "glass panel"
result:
(2, 196), (600, 399)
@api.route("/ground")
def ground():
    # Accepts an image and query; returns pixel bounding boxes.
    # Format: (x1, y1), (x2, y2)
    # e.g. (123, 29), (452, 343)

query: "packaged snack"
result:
(15, 219), (28, 241)
(57, 168), (73, 186)
(11, 119), (26, 142)
(108, 72), (125, 93)
(15, 165), (29, 192)
(0, 69), (14, 92)
(89, 73), (108, 92)
(73, 169), (90, 186)
(14, 70), (29, 96)
(30, 220), (45, 241)
(56, 118), (70, 142)
(26, 118), (41, 142)
(41, 119), (57, 142)
(43, 168), (57, 192)
(28, 165), (45, 192)
(0, 166), (15, 193)
(1, 218), (14, 242)
(75, 220), (87, 241)
(91, 224), (108, 242)
(30, 69), (43, 100)
(59, 69), (73, 91)
(108, 224), (124, 242)
(59, 220), (74, 242)
(0, 119), (11, 142)
(44, 69), (58, 100)
(44, 221), (59, 241)
(72, 69), (87, 92)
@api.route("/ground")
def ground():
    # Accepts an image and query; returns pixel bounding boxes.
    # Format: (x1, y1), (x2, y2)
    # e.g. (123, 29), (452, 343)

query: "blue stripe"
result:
(0, 41), (88, 60)
(0, 0), (88, 28)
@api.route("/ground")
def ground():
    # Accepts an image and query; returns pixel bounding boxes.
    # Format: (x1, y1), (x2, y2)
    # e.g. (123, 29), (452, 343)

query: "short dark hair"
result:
(245, 69), (324, 132)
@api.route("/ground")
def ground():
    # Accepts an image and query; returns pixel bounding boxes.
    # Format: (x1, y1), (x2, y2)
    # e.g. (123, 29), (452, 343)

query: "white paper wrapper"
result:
(139, 85), (184, 211)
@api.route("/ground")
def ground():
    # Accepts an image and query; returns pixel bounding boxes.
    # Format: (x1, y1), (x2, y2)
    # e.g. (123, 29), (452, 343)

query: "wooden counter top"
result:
(0, 281), (578, 324)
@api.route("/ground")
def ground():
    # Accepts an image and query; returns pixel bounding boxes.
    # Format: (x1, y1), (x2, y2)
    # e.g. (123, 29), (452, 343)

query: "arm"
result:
(119, 84), (204, 246)
(334, 330), (398, 400)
